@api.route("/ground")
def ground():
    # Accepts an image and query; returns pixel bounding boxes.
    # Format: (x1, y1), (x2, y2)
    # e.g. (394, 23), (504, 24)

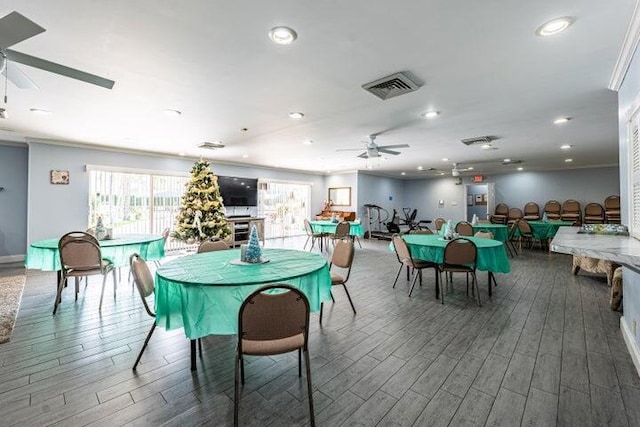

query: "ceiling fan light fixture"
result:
(481, 143), (492, 150)
(536, 17), (574, 36)
(269, 26), (298, 45)
(553, 117), (570, 124)
(422, 111), (439, 119)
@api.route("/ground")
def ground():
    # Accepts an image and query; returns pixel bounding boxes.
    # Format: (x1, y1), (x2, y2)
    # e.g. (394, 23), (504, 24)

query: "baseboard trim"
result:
(0, 255), (25, 264)
(621, 316), (640, 377)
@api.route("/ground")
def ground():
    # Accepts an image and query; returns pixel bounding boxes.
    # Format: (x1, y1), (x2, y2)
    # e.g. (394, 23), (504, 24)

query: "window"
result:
(630, 105), (640, 238)
(258, 180), (311, 238)
(88, 168), (189, 251)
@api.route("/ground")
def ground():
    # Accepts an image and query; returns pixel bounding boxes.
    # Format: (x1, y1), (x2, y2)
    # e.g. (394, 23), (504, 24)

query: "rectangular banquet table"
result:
(155, 248), (332, 338)
(309, 220), (365, 237)
(25, 234), (166, 271)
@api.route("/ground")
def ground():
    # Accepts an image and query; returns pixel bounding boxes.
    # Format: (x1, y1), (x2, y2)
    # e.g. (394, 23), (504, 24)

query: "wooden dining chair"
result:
(235, 284), (315, 427)
(320, 239), (356, 323)
(303, 218), (327, 251)
(54, 231), (116, 315)
(329, 221), (351, 246)
(434, 218), (446, 232)
(455, 221), (474, 236)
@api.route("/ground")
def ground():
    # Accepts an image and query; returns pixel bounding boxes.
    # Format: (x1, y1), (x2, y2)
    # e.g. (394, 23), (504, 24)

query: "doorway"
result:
(464, 183), (490, 221)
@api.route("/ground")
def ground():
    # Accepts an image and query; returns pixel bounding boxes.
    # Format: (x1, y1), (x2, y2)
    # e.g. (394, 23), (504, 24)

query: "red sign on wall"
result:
(473, 175), (484, 183)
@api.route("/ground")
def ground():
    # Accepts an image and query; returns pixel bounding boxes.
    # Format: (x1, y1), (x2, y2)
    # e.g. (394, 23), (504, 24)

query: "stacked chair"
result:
(605, 195), (621, 224)
(561, 199), (581, 224)
(544, 200), (562, 220)
(583, 203), (605, 224)
(490, 203), (509, 224)
(507, 207), (523, 225)
(523, 202), (540, 220)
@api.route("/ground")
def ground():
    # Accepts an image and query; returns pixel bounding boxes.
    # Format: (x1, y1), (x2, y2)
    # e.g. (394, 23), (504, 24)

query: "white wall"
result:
(357, 173), (405, 227)
(27, 142), (325, 243)
(325, 172), (358, 212)
(0, 143), (28, 258)
(403, 177), (466, 222)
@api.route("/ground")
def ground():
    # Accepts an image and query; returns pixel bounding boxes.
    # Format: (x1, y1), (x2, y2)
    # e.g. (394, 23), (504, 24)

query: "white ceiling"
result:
(0, 1), (635, 178)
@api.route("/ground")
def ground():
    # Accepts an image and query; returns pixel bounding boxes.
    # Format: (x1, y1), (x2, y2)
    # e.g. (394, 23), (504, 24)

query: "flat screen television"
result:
(217, 175), (258, 207)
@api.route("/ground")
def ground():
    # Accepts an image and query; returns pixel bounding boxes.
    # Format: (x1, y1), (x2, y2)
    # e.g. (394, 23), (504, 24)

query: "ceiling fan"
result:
(427, 160), (523, 176)
(0, 11), (115, 90)
(337, 134), (409, 159)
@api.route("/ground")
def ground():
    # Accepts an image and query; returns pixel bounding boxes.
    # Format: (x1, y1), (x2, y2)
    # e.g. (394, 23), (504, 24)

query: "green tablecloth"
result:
(402, 234), (510, 273)
(25, 234), (165, 271)
(522, 221), (573, 240)
(155, 248), (332, 337)
(309, 220), (364, 237)
(440, 222), (509, 243)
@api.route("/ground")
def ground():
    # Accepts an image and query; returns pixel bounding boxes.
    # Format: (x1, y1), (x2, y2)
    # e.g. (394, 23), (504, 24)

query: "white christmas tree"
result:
(172, 159), (231, 243)
(245, 225), (262, 263)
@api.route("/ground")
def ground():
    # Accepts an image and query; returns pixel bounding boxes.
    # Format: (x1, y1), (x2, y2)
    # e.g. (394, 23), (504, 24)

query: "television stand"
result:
(225, 217), (264, 247)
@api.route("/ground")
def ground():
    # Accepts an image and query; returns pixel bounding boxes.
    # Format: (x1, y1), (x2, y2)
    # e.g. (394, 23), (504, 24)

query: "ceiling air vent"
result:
(198, 141), (225, 150)
(460, 136), (496, 146)
(362, 72), (422, 100)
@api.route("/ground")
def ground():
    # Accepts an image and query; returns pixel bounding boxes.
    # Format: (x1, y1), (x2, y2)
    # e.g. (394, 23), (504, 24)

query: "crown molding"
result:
(610, 0), (640, 91)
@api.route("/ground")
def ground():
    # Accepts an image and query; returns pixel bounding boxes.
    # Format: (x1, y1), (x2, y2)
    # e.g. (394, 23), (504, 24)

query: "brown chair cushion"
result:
(242, 333), (305, 355)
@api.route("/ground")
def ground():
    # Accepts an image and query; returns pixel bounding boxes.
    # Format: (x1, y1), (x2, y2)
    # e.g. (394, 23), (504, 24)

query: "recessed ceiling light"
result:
(439, 172), (445, 176)
(553, 117), (570, 124)
(30, 108), (51, 115)
(268, 26), (298, 45)
(442, 157), (449, 162)
(565, 158), (573, 162)
(326, 170), (332, 173)
(366, 165), (373, 170)
(503, 158), (511, 163)
(401, 172), (406, 176)
(536, 17), (574, 36)
(241, 154), (249, 158)
(303, 139), (313, 145)
(481, 144), (492, 150)
(468, 167), (474, 170)
(561, 144), (574, 149)
(178, 152), (185, 156)
(164, 109), (182, 117)
(417, 166), (424, 171)
(422, 111), (440, 119)
(274, 164), (281, 168)
(289, 112), (304, 119)
(517, 167), (524, 171)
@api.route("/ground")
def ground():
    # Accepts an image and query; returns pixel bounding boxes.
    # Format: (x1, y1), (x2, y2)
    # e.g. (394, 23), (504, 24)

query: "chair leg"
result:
(53, 273), (65, 315)
(190, 339), (197, 371)
(240, 354), (245, 384)
(198, 338), (203, 356)
(408, 269), (420, 297)
(330, 291), (335, 303)
(354, 235), (362, 248)
(113, 269), (118, 299)
(298, 348), (302, 377)
(436, 268), (443, 304)
(133, 322), (156, 370)
(75, 277), (80, 301)
(342, 284), (356, 314)
(473, 273), (481, 306)
(392, 264), (404, 288)
(234, 350), (240, 427)
(304, 349), (316, 427)
(99, 273), (108, 312)
(304, 235), (311, 250)
(319, 302), (324, 324)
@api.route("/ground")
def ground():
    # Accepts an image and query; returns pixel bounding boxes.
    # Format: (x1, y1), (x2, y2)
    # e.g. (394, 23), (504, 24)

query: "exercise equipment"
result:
(364, 204), (395, 240)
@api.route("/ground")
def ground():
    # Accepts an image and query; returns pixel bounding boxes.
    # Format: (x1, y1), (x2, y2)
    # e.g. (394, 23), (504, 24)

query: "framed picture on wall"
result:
(50, 170), (69, 185)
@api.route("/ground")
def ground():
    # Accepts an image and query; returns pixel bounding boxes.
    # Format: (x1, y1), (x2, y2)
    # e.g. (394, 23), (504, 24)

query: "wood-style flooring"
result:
(0, 236), (639, 426)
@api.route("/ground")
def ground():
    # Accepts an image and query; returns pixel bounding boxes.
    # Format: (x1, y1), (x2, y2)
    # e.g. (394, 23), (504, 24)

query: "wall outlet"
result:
(633, 318), (637, 336)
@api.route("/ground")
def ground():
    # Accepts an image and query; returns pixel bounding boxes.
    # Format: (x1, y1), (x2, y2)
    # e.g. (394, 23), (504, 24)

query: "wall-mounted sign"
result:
(473, 175), (484, 183)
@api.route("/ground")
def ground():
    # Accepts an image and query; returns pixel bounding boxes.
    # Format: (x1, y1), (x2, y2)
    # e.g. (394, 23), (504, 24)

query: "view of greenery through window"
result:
(258, 181), (310, 239)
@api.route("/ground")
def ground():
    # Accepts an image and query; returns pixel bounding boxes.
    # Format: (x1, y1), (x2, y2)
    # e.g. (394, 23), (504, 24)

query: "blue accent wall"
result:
(0, 144), (28, 257)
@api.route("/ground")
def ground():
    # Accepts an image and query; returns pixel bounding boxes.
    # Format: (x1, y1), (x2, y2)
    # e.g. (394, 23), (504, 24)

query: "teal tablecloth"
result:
(440, 222), (509, 243)
(25, 234), (165, 271)
(522, 221), (573, 240)
(309, 220), (364, 237)
(155, 248), (332, 337)
(402, 234), (510, 273)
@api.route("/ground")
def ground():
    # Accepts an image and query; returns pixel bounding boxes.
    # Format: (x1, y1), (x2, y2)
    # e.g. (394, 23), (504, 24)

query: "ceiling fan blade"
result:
(6, 49), (115, 89)
(2, 63), (38, 89)
(377, 144), (410, 149)
(377, 148), (400, 155)
(357, 152), (369, 159)
(0, 12), (45, 49)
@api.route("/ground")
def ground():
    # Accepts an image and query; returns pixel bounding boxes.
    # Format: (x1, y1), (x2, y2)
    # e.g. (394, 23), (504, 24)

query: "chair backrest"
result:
(585, 203), (604, 216)
(474, 230), (494, 239)
(455, 221), (474, 236)
(408, 228), (433, 235)
(604, 195), (620, 210)
(524, 202), (539, 216)
(508, 208), (523, 220)
(518, 219), (533, 234)
(434, 218), (446, 232)
(161, 227), (170, 240)
(331, 239), (355, 274)
(130, 253), (155, 317)
(392, 234), (413, 267)
(58, 231), (103, 271)
(494, 203), (509, 216)
(238, 284), (309, 350)
(508, 220), (519, 239)
(544, 200), (561, 214)
(334, 221), (351, 239)
(562, 199), (580, 213)
(303, 218), (314, 236)
(443, 238), (477, 268)
(197, 240), (230, 253)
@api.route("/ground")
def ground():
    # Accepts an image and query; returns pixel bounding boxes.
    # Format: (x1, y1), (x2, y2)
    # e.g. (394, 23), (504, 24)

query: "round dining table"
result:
(155, 248), (332, 338)
(440, 222), (509, 243)
(309, 220), (365, 237)
(525, 220), (574, 240)
(25, 234), (165, 271)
